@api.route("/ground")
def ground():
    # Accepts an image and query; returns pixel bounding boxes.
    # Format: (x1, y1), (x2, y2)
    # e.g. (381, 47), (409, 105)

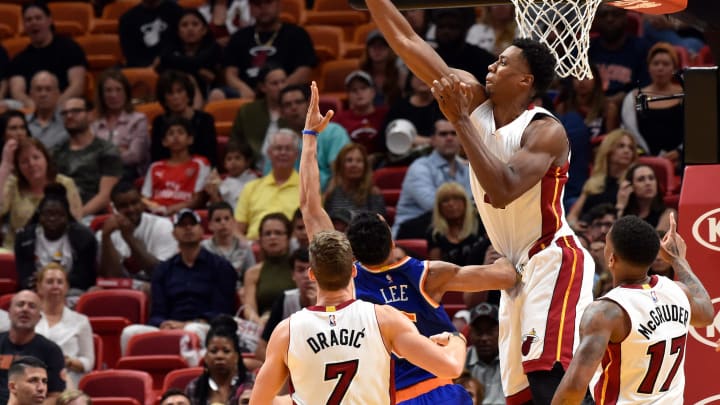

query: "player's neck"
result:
(492, 102), (527, 128)
(315, 285), (354, 307)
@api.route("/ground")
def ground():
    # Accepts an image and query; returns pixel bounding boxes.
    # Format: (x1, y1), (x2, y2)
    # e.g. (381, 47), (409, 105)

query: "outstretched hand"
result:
(431, 74), (473, 124)
(304, 81), (334, 134)
(1, 138), (18, 166)
(659, 212), (686, 263)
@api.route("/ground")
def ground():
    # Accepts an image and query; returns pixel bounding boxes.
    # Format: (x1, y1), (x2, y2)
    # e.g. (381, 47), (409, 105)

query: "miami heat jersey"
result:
(469, 101), (575, 264)
(142, 155), (210, 207)
(354, 256), (455, 390)
(591, 275), (691, 404)
(287, 299), (393, 405)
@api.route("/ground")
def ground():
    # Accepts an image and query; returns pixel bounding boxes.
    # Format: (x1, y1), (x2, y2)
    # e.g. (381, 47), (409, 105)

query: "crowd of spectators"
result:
(0, 0), (706, 402)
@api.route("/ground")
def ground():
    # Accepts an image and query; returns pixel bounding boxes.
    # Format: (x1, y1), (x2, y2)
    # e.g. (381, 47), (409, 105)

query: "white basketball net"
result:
(510, 0), (605, 79)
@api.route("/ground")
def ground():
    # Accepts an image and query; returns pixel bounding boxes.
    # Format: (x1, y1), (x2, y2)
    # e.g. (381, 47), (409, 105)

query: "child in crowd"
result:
(201, 201), (256, 292)
(205, 141), (258, 208)
(142, 117), (210, 216)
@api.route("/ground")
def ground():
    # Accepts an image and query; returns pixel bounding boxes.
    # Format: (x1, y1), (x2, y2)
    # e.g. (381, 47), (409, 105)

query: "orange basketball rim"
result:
(606, 0), (688, 15)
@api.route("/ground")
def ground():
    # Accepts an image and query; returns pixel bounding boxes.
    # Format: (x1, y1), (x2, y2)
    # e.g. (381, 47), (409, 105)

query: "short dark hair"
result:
(110, 180), (139, 202)
(512, 38), (557, 97)
(582, 203), (617, 225)
(346, 211), (392, 265)
(8, 356), (47, 379)
(290, 246), (309, 266)
(163, 116), (195, 138)
(160, 388), (190, 404)
(609, 215), (660, 267)
(22, 1), (51, 16)
(292, 207), (303, 221)
(208, 201), (234, 220)
(225, 141), (254, 167)
(279, 84), (310, 104)
(259, 212), (292, 238)
(156, 70), (195, 111)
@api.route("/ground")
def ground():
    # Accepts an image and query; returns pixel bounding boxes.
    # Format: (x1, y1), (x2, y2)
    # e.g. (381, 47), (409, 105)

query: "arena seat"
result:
(121, 68), (159, 103)
(280, 0), (306, 26)
(92, 0), (140, 34)
(381, 189), (401, 207)
(161, 367), (204, 393)
(318, 58), (360, 97)
(0, 4), (22, 39)
(394, 239), (428, 260)
(75, 34), (123, 71)
(204, 98), (252, 138)
(0, 293), (14, 311)
(115, 356), (190, 395)
(48, 2), (94, 36)
(305, 25), (346, 62)
(134, 102), (164, 132)
(90, 398), (141, 405)
(79, 370), (154, 405)
(637, 155), (679, 196)
(305, 0), (368, 39)
(373, 166), (409, 190)
(93, 334), (104, 370)
(345, 22), (377, 58)
(0, 254), (17, 295)
(1, 37), (31, 59)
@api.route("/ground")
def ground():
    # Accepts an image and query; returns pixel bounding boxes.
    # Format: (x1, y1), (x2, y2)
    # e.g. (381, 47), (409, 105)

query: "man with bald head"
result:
(0, 291), (66, 404)
(25, 71), (68, 149)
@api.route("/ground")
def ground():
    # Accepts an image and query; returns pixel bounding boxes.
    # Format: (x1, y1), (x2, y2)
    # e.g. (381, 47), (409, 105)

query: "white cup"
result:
(386, 119), (417, 155)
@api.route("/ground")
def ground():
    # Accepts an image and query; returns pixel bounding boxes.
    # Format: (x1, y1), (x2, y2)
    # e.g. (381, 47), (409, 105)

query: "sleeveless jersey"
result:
(354, 256), (455, 390)
(469, 101), (575, 264)
(591, 275), (690, 404)
(287, 299), (393, 405)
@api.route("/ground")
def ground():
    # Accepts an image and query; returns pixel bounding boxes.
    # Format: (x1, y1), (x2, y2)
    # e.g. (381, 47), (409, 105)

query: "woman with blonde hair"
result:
(567, 129), (638, 229)
(35, 263), (94, 387)
(56, 389), (91, 405)
(426, 182), (483, 265)
(323, 143), (386, 217)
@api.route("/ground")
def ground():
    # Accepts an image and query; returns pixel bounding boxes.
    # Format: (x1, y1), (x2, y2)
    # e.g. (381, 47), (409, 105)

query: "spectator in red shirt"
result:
(334, 71), (388, 157)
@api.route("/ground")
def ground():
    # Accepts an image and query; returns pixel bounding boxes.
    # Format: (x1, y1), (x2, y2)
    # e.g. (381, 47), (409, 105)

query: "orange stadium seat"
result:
(280, 0), (306, 25)
(305, 0), (368, 39)
(204, 98), (252, 138)
(0, 4), (22, 39)
(48, 2), (94, 36)
(80, 370), (154, 405)
(318, 58), (360, 95)
(75, 34), (124, 71)
(161, 367), (204, 393)
(134, 102), (164, 131)
(345, 22), (377, 58)
(305, 25), (346, 62)
(92, 0), (140, 34)
(2, 37), (31, 59)
(121, 68), (158, 103)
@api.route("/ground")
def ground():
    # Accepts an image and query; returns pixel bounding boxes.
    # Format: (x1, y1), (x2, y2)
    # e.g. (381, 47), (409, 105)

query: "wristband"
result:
(302, 129), (318, 136)
(451, 331), (467, 344)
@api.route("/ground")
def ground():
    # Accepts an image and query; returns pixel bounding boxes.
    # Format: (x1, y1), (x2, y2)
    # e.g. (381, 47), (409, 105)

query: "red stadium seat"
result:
(384, 206), (396, 226)
(381, 189), (401, 207)
(394, 239), (428, 260)
(0, 254), (17, 295)
(373, 166), (408, 190)
(93, 334), (104, 370)
(637, 156), (678, 196)
(115, 356), (189, 395)
(90, 398), (142, 405)
(0, 293), (14, 311)
(89, 214), (112, 232)
(76, 290), (148, 368)
(161, 367), (204, 393)
(80, 370), (154, 405)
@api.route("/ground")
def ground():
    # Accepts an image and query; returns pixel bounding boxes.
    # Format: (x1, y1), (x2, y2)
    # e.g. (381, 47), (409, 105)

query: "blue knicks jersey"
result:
(354, 256), (455, 390)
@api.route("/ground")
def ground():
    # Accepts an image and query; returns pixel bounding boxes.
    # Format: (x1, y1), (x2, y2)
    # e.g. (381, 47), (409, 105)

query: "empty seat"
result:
(204, 98), (252, 138)
(75, 34), (123, 71)
(90, 398), (142, 405)
(121, 68), (159, 103)
(80, 370), (154, 405)
(372, 166), (409, 190)
(0, 4), (22, 39)
(161, 367), (204, 393)
(48, 2), (94, 36)
(1, 37), (30, 59)
(318, 58), (360, 95)
(92, 0), (140, 34)
(305, 25), (345, 62)
(93, 334), (104, 370)
(381, 189), (401, 207)
(0, 254), (17, 295)
(280, 0), (306, 25)
(394, 239), (428, 260)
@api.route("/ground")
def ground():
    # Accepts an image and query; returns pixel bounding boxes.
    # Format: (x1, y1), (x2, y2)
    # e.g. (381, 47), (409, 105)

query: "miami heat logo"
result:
(521, 329), (540, 356)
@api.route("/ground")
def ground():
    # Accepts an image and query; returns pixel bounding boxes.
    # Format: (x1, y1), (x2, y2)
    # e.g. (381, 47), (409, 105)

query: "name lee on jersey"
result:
(307, 328), (366, 353)
(638, 304), (689, 339)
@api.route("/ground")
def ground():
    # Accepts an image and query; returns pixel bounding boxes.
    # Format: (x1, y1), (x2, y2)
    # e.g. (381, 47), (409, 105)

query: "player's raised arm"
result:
(364, 0), (484, 107)
(250, 319), (291, 404)
(375, 304), (466, 379)
(299, 81), (335, 241)
(660, 213), (714, 327)
(552, 300), (627, 405)
(423, 258), (519, 303)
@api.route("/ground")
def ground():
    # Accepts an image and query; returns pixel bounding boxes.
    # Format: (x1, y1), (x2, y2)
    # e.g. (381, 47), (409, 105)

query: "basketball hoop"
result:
(510, 0), (605, 79)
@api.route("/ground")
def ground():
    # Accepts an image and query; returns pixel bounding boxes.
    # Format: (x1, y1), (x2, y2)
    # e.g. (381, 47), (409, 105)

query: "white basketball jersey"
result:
(287, 299), (393, 405)
(469, 101), (575, 264)
(590, 275), (691, 404)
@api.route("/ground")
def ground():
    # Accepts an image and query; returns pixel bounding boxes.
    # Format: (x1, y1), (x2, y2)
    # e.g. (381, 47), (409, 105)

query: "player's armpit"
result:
(250, 320), (291, 405)
(551, 300), (627, 405)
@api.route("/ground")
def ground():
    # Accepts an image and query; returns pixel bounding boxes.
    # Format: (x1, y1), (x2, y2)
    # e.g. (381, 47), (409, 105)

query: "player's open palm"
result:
(304, 81), (334, 134)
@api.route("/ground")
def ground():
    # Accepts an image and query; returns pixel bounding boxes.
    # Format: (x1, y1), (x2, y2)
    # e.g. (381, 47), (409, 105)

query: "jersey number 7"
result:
(637, 334), (687, 394)
(325, 359), (359, 404)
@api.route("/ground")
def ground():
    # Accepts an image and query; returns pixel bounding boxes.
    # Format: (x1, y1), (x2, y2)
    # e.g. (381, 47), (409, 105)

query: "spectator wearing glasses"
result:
(53, 98), (123, 218)
(394, 118), (472, 239)
(24, 71), (68, 150)
(234, 129), (300, 240)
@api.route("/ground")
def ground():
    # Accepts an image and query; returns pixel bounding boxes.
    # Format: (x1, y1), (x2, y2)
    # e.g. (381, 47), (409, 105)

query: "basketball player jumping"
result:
(552, 214), (713, 404)
(364, 0), (596, 403)
(249, 83), (470, 405)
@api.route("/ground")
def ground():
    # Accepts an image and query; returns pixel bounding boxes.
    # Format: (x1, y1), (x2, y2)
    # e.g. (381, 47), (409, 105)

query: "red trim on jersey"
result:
(594, 343), (622, 405)
(306, 299), (356, 312)
(524, 236), (586, 373)
(620, 275), (659, 289)
(528, 163), (569, 259)
(506, 386), (533, 405)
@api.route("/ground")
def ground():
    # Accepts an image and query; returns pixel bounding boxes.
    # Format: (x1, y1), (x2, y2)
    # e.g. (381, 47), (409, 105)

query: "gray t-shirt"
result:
(53, 137), (123, 203)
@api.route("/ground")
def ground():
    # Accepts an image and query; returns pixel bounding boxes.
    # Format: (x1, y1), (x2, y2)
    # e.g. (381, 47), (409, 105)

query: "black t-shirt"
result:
(224, 23), (318, 89)
(119, 1), (183, 67)
(0, 333), (66, 403)
(150, 111), (218, 167)
(0, 45), (9, 81)
(157, 39), (223, 97)
(382, 98), (442, 140)
(426, 229), (485, 266)
(7, 36), (88, 91)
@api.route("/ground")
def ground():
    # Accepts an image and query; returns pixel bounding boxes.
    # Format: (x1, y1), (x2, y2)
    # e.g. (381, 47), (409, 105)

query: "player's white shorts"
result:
(499, 235), (595, 404)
